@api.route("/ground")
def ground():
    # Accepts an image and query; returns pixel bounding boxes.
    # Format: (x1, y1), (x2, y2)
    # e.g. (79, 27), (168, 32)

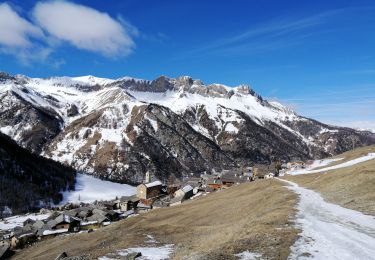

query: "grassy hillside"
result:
(13, 180), (298, 260)
(284, 145), (375, 215)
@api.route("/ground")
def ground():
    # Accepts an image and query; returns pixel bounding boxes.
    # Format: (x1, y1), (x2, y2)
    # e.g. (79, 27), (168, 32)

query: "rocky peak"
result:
(236, 84), (252, 95)
(149, 76), (174, 92)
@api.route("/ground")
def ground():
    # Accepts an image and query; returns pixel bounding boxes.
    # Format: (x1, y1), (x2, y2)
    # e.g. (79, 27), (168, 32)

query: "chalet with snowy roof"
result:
(51, 214), (80, 232)
(137, 181), (163, 200)
(82, 214), (109, 229)
(174, 185), (194, 200)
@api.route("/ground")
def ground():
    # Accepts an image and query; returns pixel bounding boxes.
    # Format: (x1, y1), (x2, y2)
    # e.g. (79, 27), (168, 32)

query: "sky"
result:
(0, 0), (374, 131)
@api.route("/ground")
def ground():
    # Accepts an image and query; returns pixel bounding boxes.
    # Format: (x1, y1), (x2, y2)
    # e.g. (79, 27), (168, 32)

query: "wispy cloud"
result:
(0, 3), (51, 65)
(327, 120), (375, 133)
(0, 1), (138, 65)
(274, 83), (375, 129)
(186, 9), (345, 57)
(0, 3), (43, 47)
(32, 1), (137, 57)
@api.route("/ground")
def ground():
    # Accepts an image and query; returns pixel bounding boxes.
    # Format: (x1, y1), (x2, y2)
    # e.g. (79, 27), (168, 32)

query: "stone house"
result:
(137, 181), (163, 200)
(119, 196), (140, 212)
(253, 164), (277, 179)
(10, 232), (37, 249)
(80, 221), (101, 230)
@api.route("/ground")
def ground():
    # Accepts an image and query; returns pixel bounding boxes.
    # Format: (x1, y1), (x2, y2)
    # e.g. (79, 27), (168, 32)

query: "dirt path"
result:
(278, 178), (375, 260)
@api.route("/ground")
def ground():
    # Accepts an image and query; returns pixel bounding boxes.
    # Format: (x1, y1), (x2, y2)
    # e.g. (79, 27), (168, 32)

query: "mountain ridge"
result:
(1, 71), (374, 184)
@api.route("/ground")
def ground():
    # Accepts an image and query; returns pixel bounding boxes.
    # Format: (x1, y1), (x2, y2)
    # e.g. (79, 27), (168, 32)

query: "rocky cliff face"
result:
(1, 72), (374, 183)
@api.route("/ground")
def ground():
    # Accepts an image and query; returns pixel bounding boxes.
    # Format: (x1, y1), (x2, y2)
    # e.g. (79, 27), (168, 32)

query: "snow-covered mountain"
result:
(1, 72), (374, 183)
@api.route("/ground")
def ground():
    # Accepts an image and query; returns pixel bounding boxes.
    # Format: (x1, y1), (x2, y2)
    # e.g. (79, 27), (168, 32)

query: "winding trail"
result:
(278, 178), (375, 260)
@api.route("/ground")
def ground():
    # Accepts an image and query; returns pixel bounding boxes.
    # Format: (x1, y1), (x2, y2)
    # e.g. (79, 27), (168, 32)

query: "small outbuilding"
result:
(174, 185), (194, 200)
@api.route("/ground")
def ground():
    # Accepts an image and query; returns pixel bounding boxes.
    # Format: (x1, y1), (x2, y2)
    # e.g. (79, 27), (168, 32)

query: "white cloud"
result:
(32, 1), (136, 57)
(0, 3), (43, 47)
(0, 3), (51, 65)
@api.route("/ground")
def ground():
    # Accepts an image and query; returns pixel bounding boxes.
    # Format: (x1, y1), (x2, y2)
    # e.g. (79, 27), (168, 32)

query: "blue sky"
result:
(0, 0), (374, 130)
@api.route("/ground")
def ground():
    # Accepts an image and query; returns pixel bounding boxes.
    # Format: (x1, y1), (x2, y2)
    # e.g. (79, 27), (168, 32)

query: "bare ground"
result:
(12, 180), (298, 260)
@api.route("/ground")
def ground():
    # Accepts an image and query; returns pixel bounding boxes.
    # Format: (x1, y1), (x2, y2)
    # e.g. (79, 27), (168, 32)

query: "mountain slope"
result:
(0, 72), (374, 183)
(0, 132), (76, 216)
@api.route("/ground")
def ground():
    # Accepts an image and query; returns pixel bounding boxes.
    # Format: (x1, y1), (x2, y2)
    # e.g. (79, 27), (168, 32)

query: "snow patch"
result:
(0, 213), (50, 231)
(288, 153), (375, 175)
(116, 245), (174, 260)
(60, 173), (136, 204)
(235, 251), (262, 260)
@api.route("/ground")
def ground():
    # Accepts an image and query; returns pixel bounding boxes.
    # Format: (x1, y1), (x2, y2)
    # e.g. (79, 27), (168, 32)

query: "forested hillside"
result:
(0, 132), (76, 216)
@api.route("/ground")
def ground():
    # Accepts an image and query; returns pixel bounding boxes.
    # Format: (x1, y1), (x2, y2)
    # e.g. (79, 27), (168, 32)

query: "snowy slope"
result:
(1, 72), (374, 183)
(288, 153), (375, 175)
(60, 173), (136, 204)
(0, 213), (50, 231)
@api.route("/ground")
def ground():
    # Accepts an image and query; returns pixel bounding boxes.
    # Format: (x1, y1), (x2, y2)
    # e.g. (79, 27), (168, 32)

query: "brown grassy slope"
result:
(284, 145), (375, 215)
(313, 144), (375, 170)
(13, 180), (298, 260)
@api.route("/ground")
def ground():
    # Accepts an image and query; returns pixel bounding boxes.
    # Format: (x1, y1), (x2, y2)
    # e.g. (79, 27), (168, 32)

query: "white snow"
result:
(0, 213), (50, 231)
(116, 245), (174, 260)
(308, 158), (344, 169)
(288, 153), (375, 175)
(319, 128), (339, 134)
(182, 185), (193, 193)
(60, 173), (136, 204)
(72, 75), (115, 86)
(144, 181), (162, 188)
(42, 228), (69, 236)
(279, 178), (375, 260)
(225, 122), (239, 133)
(235, 251), (262, 260)
(99, 234), (174, 260)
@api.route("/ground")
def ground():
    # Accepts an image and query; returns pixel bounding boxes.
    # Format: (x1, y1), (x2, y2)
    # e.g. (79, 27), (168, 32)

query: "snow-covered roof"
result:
(42, 228), (68, 236)
(182, 185), (193, 193)
(145, 181), (162, 188)
(80, 221), (98, 226)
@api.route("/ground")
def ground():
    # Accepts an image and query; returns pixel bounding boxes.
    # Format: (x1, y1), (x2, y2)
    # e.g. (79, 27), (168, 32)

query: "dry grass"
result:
(313, 144), (375, 170)
(13, 180), (298, 260)
(284, 145), (375, 215)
